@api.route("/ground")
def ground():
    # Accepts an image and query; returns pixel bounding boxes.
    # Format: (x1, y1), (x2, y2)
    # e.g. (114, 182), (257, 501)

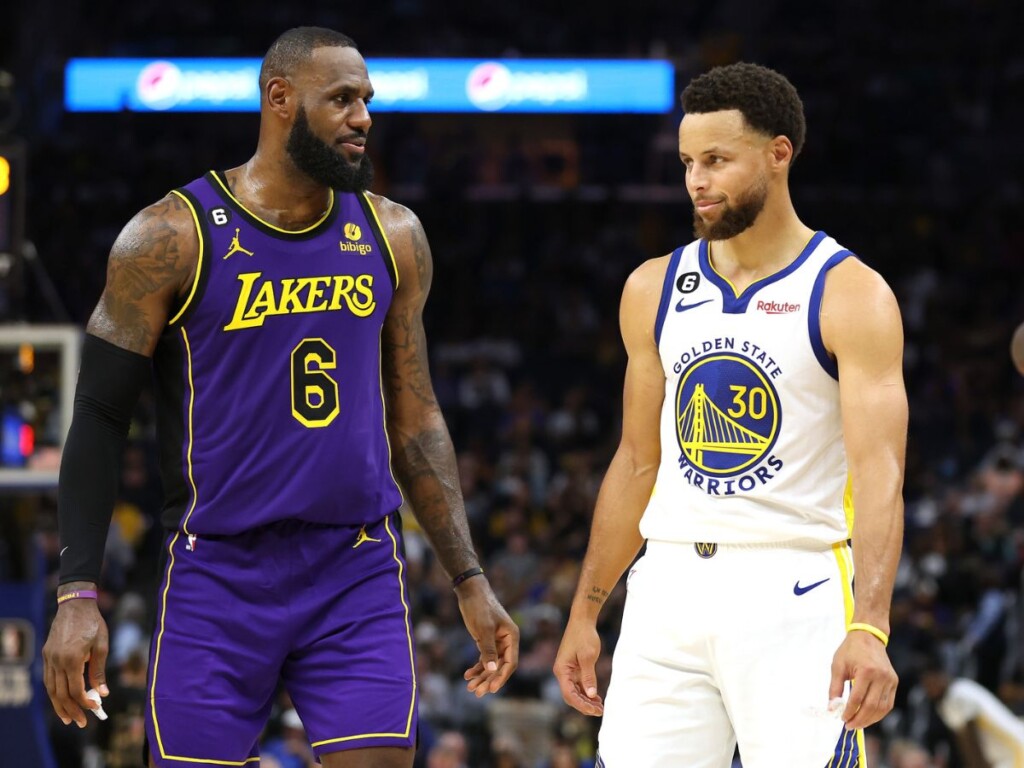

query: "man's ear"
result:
(265, 76), (293, 120)
(768, 135), (794, 172)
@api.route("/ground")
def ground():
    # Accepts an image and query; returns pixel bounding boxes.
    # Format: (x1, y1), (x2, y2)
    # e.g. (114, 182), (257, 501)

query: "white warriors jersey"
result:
(642, 231), (856, 547)
(938, 679), (1024, 768)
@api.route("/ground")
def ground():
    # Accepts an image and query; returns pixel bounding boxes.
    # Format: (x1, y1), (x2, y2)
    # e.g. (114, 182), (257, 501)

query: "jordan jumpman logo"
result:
(353, 525), (382, 548)
(223, 228), (255, 259)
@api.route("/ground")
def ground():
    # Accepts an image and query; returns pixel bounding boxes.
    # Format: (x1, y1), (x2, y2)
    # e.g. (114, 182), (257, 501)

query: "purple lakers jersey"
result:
(152, 171), (403, 534)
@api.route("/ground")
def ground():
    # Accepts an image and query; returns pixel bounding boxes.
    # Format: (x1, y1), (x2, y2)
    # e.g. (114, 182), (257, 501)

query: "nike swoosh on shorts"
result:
(793, 578), (830, 596)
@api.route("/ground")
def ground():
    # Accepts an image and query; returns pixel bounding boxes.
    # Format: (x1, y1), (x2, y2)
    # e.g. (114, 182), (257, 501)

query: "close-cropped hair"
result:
(259, 26), (358, 90)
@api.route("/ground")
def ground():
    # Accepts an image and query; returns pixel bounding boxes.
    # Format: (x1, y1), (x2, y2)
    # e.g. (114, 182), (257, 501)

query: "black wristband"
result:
(452, 566), (484, 588)
(58, 334), (150, 584)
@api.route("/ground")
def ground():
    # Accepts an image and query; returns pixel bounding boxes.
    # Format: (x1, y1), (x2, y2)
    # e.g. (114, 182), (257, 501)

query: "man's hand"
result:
(43, 586), (109, 728)
(454, 577), (519, 697)
(829, 630), (898, 730)
(553, 618), (604, 716)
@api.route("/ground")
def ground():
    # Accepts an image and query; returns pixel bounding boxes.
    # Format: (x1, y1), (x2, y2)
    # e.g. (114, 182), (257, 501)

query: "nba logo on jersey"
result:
(186, 533), (197, 552)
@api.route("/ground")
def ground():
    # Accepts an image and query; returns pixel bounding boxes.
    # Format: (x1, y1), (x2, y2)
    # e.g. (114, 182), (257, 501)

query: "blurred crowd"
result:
(3, 0), (1024, 766)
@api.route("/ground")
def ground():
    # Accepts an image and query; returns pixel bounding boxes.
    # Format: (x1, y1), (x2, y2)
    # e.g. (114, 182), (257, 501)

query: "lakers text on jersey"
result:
(151, 171), (403, 535)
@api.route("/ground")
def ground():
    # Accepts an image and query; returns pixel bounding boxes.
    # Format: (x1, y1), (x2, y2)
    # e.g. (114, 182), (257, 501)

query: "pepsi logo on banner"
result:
(466, 62), (513, 111)
(136, 61), (183, 110)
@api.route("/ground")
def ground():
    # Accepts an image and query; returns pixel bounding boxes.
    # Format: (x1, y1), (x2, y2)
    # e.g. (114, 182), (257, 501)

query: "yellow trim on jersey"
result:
(148, 534), (261, 766)
(180, 328), (199, 536)
(827, 543), (866, 768)
(833, 541), (855, 627)
(159, 756), (259, 766)
(310, 515), (417, 748)
(168, 190), (204, 326)
(843, 474), (855, 538)
(856, 729), (868, 767)
(361, 191), (400, 289)
(151, 343), (251, 765)
(149, 532), (179, 760)
(707, 232), (818, 299)
(210, 172), (335, 234)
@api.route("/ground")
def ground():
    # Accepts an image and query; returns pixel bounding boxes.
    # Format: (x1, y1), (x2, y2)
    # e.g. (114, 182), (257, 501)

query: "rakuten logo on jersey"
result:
(756, 300), (800, 314)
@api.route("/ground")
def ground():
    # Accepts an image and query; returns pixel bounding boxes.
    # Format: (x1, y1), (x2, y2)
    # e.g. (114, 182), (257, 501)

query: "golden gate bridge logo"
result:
(675, 354), (780, 476)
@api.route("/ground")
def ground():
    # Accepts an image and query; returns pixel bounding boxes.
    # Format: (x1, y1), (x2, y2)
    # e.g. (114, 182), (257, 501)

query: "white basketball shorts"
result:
(598, 540), (866, 768)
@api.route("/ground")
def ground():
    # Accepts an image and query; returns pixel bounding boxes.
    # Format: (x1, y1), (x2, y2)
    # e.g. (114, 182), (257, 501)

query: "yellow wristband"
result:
(848, 622), (889, 647)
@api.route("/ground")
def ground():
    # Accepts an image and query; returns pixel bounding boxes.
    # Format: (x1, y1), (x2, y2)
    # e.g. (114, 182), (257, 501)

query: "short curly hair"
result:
(681, 63), (806, 160)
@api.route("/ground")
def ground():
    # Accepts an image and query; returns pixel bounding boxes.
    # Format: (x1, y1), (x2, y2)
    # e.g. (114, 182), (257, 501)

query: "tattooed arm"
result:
(43, 195), (197, 729)
(373, 196), (475, 577)
(372, 193), (518, 695)
(88, 193), (199, 353)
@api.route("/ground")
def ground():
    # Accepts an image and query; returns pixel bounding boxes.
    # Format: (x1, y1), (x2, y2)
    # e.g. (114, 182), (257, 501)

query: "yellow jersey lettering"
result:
(350, 275), (376, 317)
(328, 275), (356, 311)
(278, 278), (306, 314)
(223, 272), (265, 331)
(245, 281), (279, 321)
(225, 273), (377, 332)
(303, 277), (330, 312)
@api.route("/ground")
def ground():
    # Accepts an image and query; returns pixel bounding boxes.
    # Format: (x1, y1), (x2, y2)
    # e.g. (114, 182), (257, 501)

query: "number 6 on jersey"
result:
(291, 338), (339, 428)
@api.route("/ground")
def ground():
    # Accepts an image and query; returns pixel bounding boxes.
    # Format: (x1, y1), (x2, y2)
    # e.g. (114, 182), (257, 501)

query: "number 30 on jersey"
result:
(291, 338), (339, 428)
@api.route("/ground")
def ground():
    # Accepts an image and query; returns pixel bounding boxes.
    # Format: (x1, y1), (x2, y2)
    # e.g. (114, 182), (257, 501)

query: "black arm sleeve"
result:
(58, 334), (151, 585)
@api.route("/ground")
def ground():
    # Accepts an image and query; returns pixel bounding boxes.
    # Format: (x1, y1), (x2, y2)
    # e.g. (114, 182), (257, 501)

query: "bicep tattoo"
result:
(88, 195), (195, 354)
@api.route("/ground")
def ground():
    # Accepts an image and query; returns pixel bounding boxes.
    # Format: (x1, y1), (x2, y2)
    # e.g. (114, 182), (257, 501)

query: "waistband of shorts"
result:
(168, 510), (401, 540)
(645, 538), (846, 553)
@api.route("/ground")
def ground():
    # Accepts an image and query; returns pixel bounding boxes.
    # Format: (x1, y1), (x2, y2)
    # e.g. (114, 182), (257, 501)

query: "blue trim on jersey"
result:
(654, 246), (685, 347)
(699, 230), (827, 314)
(808, 250), (855, 380)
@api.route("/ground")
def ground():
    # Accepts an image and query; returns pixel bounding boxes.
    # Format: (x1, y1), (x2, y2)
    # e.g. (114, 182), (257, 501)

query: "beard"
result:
(286, 107), (374, 192)
(693, 173), (769, 241)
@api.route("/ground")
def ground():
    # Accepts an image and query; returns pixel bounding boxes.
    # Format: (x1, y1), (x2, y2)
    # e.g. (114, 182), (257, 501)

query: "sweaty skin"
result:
(43, 43), (518, 768)
(554, 108), (903, 737)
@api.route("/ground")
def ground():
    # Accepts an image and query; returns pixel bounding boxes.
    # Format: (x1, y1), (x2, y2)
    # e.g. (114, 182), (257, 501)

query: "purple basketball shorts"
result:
(145, 513), (418, 766)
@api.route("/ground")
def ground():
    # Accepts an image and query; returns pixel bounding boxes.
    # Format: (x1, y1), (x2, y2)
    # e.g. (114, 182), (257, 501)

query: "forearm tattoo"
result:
(382, 205), (477, 576)
(393, 420), (477, 574)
